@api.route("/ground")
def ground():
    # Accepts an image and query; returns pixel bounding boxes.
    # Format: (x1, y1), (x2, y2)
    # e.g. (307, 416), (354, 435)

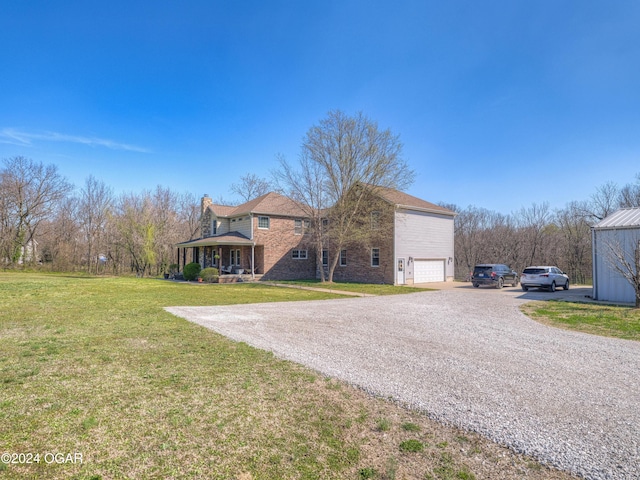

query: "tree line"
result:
(0, 156), (200, 276)
(444, 175), (640, 283)
(2, 144), (639, 282)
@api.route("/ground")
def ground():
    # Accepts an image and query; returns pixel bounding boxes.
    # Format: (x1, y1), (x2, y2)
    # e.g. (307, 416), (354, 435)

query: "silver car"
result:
(521, 266), (569, 292)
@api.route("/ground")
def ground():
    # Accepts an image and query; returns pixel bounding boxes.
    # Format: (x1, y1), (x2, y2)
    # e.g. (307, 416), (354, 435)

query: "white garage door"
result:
(414, 260), (445, 283)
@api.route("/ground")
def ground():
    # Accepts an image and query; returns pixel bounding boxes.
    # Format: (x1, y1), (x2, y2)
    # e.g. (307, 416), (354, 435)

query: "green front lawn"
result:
(0, 273), (572, 479)
(520, 300), (640, 341)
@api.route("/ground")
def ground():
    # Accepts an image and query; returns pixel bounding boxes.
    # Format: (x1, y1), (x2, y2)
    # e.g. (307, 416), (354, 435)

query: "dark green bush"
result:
(200, 267), (219, 283)
(183, 262), (201, 281)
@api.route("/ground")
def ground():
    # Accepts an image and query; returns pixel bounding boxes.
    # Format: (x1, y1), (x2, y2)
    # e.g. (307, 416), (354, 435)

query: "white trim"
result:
(258, 216), (270, 229)
(292, 249), (308, 259)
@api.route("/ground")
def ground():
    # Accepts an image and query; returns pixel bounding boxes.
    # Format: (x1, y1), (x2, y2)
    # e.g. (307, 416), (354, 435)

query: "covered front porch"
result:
(175, 233), (261, 279)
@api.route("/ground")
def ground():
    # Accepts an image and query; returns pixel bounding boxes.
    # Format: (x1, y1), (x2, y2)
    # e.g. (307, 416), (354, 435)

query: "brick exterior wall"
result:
(325, 235), (395, 284)
(253, 215), (316, 280)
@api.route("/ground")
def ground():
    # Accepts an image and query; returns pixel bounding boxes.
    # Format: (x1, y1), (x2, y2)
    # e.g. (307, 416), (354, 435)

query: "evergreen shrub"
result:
(183, 262), (202, 281)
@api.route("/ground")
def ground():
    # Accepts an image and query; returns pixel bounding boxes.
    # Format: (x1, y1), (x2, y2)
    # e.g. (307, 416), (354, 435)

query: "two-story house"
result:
(175, 187), (456, 284)
(176, 192), (316, 280)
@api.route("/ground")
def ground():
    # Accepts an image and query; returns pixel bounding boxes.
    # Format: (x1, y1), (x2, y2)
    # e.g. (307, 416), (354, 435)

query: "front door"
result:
(397, 258), (406, 285)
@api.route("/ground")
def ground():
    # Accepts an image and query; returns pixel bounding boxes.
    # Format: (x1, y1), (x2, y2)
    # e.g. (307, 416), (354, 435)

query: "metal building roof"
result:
(593, 207), (640, 229)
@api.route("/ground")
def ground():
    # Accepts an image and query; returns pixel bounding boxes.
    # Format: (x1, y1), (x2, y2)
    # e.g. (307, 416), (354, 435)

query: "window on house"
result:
(371, 211), (380, 230)
(371, 248), (380, 267)
(211, 219), (217, 235)
(322, 218), (328, 233)
(322, 249), (328, 266)
(258, 216), (270, 229)
(295, 219), (310, 234)
(340, 249), (347, 266)
(292, 249), (308, 259)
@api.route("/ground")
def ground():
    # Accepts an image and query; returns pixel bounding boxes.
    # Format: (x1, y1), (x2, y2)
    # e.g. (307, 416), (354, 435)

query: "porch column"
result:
(251, 245), (255, 279)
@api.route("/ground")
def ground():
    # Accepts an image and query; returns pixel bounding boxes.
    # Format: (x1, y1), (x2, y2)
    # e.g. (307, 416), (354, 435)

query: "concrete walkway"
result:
(261, 282), (376, 297)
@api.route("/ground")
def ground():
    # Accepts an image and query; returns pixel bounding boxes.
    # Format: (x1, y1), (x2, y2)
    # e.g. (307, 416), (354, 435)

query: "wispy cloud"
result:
(0, 128), (150, 153)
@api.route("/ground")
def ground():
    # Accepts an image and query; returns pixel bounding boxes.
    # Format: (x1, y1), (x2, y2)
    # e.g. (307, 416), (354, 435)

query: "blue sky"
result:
(1, 1), (639, 213)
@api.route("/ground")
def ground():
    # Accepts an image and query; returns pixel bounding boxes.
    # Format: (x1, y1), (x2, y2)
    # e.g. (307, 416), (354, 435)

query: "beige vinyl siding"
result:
(233, 216), (252, 238)
(394, 209), (455, 282)
(217, 216), (252, 237)
(217, 218), (231, 235)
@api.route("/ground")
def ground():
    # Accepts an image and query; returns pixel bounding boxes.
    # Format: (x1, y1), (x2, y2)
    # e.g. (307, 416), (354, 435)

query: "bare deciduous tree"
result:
(0, 156), (72, 265)
(38, 196), (81, 271)
(452, 206), (492, 278)
(178, 192), (201, 241)
(230, 173), (272, 203)
(275, 110), (413, 282)
(274, 152), (331, 280)
(582, 181), (620, 222)
(619, 174), (640, 208)
(519, 202), (551, 267)
(108, 187), (200, 276)
(79, 175), (113, 273)
(555, 201), (593, 284)
(113, 192), (157, 276)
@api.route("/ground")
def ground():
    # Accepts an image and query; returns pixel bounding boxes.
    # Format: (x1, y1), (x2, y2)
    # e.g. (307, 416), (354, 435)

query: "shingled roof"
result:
(207, 187), (454, 218)
(366, 185), (456, 216)
(209, 192), (306, 218)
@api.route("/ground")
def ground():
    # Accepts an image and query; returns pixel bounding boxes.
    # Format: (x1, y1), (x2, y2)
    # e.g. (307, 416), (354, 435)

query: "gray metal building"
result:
(591, 207), (640, 304)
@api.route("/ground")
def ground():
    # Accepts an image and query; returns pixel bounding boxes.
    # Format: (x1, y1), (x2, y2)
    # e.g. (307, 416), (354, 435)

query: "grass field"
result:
(0, 273), (574, 479)
(520, 300), (640, 341)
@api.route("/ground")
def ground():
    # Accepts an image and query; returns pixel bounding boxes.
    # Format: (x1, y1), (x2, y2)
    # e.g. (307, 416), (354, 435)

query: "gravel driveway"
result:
(166, 286), (640, 480)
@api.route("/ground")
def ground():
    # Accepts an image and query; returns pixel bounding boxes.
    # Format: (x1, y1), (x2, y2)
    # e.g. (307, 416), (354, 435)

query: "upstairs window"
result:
(258, 216), (270, 229)
(292, 249), (308, 260)
(371, 211), (381, 230)
(371, 248), (380, 267)
(295, 219), (310, 234)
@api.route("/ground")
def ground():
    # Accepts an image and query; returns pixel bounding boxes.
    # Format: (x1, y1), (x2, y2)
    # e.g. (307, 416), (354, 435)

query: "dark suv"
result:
(472, 264), (519, 289)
